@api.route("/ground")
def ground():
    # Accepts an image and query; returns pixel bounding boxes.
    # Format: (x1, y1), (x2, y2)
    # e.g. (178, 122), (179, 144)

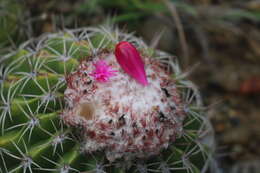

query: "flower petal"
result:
(115, 41), (148, 86)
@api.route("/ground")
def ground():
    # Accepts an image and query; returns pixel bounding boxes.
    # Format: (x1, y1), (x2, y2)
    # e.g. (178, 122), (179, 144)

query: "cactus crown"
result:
(0, 26), (213, 173)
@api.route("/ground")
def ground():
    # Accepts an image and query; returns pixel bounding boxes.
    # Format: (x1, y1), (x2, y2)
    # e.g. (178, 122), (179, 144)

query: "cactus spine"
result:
(0, 26), (214, 173)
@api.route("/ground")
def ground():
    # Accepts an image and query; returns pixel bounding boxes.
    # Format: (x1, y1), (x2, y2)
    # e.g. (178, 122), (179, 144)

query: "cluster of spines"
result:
(0, 26), (213, 173)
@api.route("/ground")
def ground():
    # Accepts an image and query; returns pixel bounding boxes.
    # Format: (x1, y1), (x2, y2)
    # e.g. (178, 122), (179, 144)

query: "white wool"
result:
(62, 52), (185, 161)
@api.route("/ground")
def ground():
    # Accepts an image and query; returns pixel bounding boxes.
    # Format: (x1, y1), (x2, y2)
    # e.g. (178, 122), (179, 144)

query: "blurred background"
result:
(1, 0), (260, 172)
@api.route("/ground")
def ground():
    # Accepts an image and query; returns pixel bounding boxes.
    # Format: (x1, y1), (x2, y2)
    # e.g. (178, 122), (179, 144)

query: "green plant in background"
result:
(78, 0), (260, 23)
(0, 26), (214, 173)
(0, 0), (24, 48)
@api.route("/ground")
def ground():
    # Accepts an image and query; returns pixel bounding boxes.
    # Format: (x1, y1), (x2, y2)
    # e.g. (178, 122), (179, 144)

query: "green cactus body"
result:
(0, 26), (214, 173)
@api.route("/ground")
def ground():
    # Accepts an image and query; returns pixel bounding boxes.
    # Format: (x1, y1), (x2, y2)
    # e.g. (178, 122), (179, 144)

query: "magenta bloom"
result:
(115, 41), (148, 86)
(90, 60), (117, 82)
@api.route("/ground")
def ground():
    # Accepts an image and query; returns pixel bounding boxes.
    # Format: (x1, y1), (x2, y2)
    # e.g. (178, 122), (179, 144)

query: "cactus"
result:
(0, 26), (214, 173)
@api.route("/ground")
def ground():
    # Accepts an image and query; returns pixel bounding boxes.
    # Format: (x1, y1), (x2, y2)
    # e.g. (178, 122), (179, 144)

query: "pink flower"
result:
(90, 60), (117, 82)
(115, 41), (148, 86)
